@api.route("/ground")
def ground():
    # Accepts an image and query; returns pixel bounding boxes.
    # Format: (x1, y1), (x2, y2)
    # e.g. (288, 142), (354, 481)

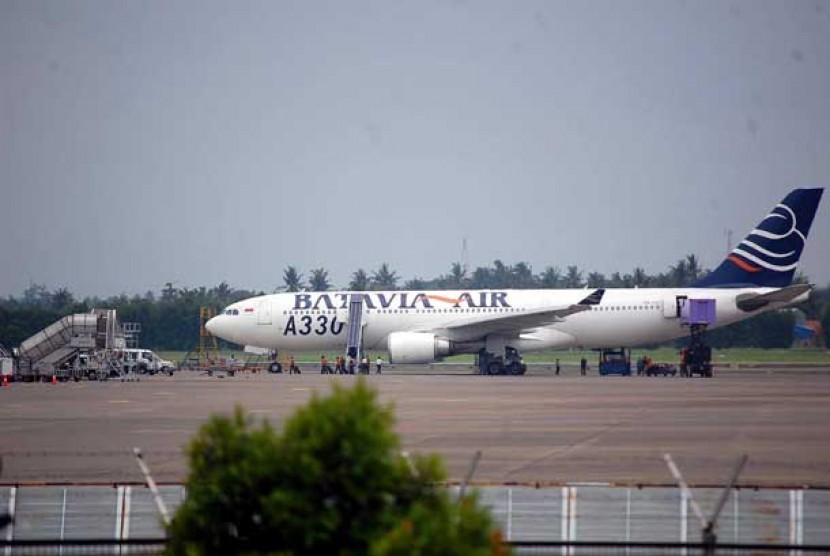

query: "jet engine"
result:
(387, 332), (452, 364)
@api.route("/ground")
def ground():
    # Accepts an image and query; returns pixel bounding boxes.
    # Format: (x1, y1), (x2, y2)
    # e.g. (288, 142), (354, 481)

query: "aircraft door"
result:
(257, 301), (273, 325)
(662, 295), (688, 319)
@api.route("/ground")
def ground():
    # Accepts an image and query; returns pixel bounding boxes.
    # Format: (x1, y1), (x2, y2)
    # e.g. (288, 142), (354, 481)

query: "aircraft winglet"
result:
(579, 288), (605, 306)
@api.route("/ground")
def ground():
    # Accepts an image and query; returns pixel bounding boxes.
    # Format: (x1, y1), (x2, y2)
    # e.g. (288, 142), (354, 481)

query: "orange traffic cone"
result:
(51, 374), (57, 385)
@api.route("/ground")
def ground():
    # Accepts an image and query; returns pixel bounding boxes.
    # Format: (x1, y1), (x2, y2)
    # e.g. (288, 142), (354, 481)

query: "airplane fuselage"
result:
(208, 286), (794, 355)
(205, 188), (823, 364)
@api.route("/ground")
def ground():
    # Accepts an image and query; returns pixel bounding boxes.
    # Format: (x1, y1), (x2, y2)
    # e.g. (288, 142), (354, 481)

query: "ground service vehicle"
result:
(599, 348), (631, 376)
(121, 349), (175, 375)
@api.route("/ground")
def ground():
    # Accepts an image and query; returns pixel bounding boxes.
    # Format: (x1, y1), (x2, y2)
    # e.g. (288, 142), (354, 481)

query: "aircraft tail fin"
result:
(693, 188), (823, 288)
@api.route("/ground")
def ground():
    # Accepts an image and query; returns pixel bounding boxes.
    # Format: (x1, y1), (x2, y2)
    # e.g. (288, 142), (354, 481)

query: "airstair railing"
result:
(346, 294), (364, 358)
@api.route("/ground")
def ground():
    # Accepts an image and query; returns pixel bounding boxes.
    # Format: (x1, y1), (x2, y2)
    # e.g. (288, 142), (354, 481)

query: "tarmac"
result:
(2, 366), (830, 487)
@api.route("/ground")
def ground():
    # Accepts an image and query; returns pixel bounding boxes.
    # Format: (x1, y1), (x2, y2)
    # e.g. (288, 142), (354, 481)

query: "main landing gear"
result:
(476, 347), (527, 376)
(680, 323), (713, 377)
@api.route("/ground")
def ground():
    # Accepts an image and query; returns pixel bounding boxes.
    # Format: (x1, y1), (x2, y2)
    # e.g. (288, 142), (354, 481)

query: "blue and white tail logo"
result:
(694, 188), (823, 288)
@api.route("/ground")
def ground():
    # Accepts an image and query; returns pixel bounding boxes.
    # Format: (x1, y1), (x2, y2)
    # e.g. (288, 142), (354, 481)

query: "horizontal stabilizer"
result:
(736, 283), (812, 312)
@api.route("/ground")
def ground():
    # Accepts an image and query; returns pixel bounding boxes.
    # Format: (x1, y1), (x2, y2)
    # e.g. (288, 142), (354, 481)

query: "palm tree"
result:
(308, 268), (331, 291)
(348, 269), (370, 291)
(50, 287), (75, 310)
(210, 281), (233, 305)
(586, 272), (606, 288)
(448, 262), (467, 289)
(671, 259), (689, 287)
(371, 263), (399, 290)
(404, 278), (428, 290)
(632, 267), (648, 288)
(470, 266), (492, 289)
(512, 262), (536, 289)
(282, 266), (305, 292)
(685, 254), (701, 282)
(539, 266), (562, 289)
(161, 282), (178, 302)
(608, 272), (624, 288)
(564, 265), (583, 288)
(492, 260), (511, 288)
(22, 282), (51, 306)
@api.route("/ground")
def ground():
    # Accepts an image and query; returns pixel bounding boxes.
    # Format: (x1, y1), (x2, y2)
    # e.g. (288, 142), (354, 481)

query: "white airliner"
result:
(206, 188), (823, 373)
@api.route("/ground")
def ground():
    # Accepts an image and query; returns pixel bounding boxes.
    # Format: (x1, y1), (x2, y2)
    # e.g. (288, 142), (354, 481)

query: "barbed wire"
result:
(0, 450), (182, 458)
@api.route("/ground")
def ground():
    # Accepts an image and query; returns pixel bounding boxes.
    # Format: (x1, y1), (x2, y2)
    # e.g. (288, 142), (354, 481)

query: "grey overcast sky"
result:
(1, 0), (829, 298)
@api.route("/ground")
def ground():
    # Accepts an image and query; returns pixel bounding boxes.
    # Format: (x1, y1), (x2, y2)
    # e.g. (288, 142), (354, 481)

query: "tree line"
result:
(1, 256), (829, 351)
(284, 255), (708, 292)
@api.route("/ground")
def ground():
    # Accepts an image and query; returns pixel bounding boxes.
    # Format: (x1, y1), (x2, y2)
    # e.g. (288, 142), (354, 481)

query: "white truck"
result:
(121, 349), (176, 375)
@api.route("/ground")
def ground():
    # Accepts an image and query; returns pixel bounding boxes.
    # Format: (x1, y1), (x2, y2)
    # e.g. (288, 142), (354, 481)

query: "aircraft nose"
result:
(205, 315), (221, 337)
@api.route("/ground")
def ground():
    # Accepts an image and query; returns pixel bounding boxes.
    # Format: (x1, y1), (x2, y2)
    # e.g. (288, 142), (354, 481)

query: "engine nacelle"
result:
(387, 332), (451, 364)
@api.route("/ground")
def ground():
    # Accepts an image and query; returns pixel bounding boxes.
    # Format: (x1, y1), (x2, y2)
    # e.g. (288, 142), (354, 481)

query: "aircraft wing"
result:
(433, 289), (604, 342)
(736, 283), (812, 312)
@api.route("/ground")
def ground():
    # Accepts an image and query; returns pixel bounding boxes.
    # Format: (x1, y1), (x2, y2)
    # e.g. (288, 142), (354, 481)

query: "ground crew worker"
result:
(321, 355), (330, 374)
(580, 357), (587, 376)
(555, 359), (561, 375)
(348, 356), (356, 374)
(376, 355), (383, 374)
(289, 355), (299, 374)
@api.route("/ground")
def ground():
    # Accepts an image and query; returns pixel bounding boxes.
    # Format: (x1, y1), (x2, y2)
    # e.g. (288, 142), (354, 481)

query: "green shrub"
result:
(167, 379), (506, 555)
